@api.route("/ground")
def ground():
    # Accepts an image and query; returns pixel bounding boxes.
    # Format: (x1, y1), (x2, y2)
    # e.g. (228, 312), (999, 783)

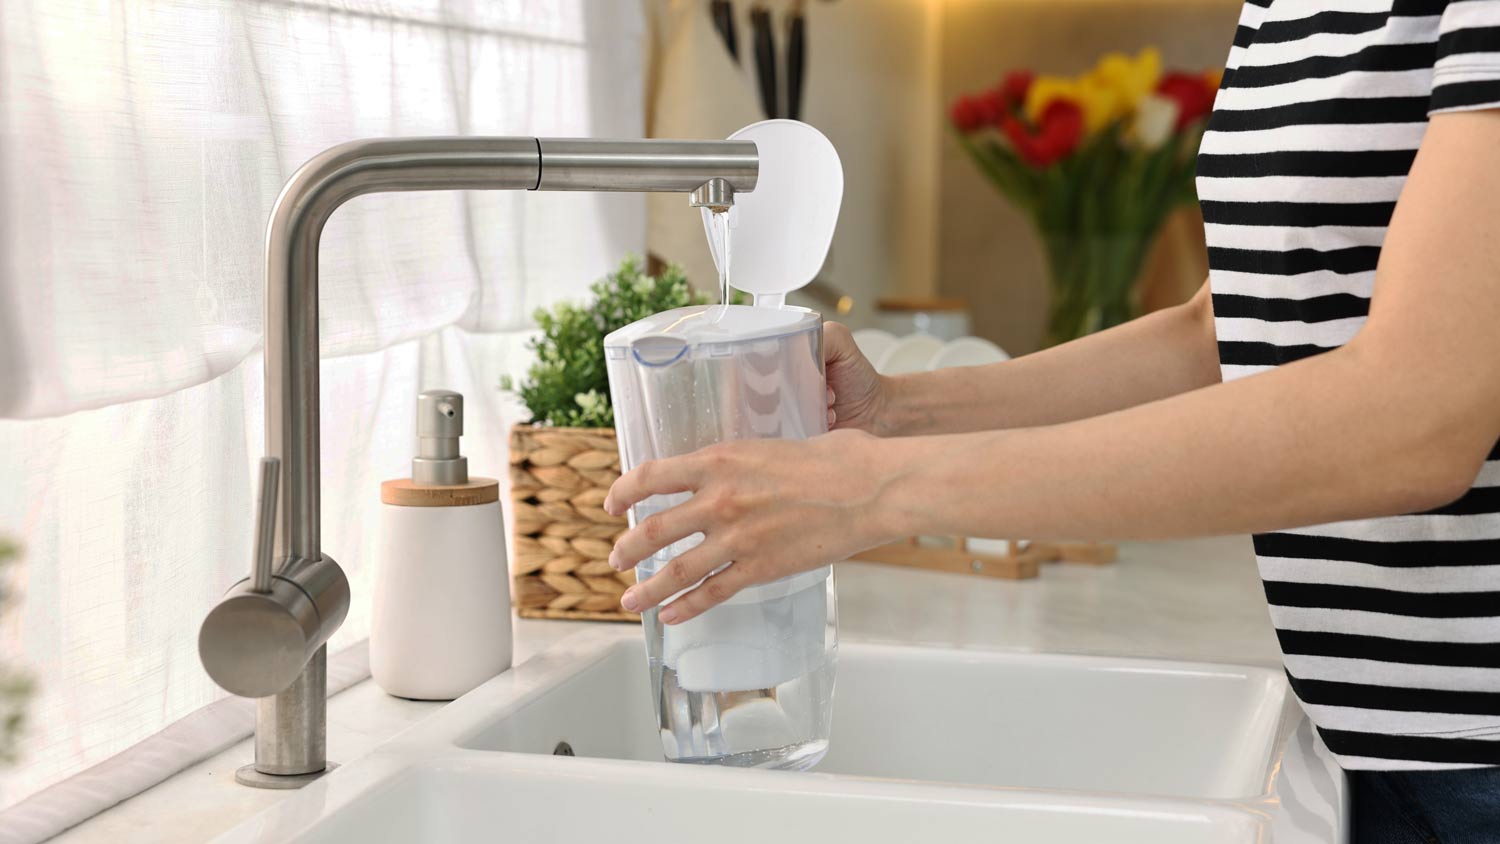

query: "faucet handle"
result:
(250, 457), (279, 593)
(199, 455), (348, 699)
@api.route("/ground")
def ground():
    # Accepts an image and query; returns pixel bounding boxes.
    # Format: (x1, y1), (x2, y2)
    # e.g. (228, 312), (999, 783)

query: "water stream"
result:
(705, 208), (732, 308)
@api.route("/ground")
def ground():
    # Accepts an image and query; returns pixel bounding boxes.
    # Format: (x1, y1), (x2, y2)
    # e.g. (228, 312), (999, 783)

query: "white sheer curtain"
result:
(0, 0), (645, 836)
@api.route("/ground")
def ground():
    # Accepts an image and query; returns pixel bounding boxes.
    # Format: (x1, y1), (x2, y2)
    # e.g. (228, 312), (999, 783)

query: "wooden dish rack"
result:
(852, 537), (1116, 581)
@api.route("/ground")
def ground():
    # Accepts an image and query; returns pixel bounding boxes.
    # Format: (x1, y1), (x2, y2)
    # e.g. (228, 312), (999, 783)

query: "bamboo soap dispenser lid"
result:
(381, 389), (498, 507)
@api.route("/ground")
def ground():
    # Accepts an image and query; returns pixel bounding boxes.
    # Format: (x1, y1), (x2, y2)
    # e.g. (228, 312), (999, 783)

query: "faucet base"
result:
(234, 761), (339, 790)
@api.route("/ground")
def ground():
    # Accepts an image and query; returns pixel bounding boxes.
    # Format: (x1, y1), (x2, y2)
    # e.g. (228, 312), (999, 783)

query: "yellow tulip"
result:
(1075, 76), (1124, 132)
(1093, 53), (1135, 88)
(1089, 47), (1162, 114)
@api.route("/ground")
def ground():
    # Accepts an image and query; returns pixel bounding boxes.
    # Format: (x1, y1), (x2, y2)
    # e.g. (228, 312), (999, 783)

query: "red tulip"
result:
(1155, 72), (1215, 131)
(1001, 99), (1084, 168)
(1000, 71), (1035, 107)
(976, 88), (1011, 126)
(950, 95), (985, 132)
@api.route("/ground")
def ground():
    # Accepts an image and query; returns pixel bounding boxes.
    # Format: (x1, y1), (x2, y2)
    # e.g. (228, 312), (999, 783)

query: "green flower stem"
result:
(1040, 231), (1154, 346)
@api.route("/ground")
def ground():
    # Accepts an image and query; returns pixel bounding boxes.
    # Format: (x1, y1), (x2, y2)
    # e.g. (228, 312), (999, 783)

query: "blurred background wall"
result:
(646, 0), (1239, 354)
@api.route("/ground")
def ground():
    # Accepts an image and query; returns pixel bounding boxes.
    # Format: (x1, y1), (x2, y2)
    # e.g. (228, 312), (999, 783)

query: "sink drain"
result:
(553, 741), (575, 757)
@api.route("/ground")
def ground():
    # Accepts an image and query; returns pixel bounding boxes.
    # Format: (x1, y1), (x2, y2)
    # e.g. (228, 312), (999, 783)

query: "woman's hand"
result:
(603, 429), (896, 624)
(823, 322), (891, 434)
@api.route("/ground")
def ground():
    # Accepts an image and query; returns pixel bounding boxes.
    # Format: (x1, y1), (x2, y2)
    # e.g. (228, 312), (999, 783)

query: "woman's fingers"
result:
(604, 455), (700, 517)
(609, 499), (707, 572)
(657, 563), (757, 624)
(620, 542), (731, 613)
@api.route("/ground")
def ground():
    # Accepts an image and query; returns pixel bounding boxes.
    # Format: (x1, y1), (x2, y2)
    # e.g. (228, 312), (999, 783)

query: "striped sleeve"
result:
(1431, 0), (1500, 112)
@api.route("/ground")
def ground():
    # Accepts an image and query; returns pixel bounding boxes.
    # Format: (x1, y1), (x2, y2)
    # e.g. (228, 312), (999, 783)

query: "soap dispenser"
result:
(371, 389), (512, 700)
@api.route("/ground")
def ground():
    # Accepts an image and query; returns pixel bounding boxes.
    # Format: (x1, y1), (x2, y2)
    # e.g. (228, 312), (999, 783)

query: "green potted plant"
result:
(0, 537), (33, 769)
(504, 256), (707, 621)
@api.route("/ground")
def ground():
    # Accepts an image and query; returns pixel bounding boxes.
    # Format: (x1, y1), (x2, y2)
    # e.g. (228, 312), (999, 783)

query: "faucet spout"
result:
(199, 136), (759, 788)
(689, 178), (736, 213)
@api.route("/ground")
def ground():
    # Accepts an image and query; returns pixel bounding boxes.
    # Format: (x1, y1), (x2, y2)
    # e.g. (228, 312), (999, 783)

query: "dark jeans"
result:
(1353, 767), (1500, 843)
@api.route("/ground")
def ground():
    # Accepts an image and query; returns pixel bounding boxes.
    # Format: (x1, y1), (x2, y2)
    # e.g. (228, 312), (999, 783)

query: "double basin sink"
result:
(214, 626), (1348, 842)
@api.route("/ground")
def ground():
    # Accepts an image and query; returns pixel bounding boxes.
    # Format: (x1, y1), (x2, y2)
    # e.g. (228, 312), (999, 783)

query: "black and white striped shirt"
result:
(1202, 0), (1500, 769)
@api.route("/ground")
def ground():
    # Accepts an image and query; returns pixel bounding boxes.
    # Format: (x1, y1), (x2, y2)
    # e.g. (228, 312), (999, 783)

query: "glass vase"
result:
(1038, 230), (1156, 347)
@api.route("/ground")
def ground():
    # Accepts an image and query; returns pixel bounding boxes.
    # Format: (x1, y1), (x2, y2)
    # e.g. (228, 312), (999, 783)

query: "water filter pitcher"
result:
(606, 305), (838, 771)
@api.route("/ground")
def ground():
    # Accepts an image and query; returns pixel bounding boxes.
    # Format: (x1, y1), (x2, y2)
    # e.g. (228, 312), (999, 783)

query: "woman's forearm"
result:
(870, 335), (1493, 544)
(883, 282), (1222, 437)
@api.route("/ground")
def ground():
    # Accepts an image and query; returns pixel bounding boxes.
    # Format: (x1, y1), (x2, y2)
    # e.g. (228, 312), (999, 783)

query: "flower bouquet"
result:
(950, 48), (1219, 345)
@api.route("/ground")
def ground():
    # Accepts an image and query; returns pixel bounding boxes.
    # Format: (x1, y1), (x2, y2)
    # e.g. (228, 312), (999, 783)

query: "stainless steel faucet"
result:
(198, 137), (758, 788)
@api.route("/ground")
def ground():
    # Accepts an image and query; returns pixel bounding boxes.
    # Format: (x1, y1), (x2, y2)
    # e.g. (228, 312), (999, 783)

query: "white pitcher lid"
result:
(603, 304), (819, 364)
(703, 120), (843, 308)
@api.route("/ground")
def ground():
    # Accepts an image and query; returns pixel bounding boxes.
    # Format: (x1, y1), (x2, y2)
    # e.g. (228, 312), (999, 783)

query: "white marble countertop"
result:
(53, 535), (1278, 844)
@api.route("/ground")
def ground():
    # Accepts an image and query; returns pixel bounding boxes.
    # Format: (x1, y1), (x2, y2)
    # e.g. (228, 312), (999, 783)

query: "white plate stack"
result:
(851, 330), (1010, 375)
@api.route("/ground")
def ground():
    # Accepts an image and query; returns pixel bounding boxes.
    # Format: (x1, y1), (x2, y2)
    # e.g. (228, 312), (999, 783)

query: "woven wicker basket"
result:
(509, 424), (637, 621)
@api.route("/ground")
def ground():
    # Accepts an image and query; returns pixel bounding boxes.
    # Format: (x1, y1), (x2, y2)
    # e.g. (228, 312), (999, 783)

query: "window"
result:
(0, 1), (644, 835)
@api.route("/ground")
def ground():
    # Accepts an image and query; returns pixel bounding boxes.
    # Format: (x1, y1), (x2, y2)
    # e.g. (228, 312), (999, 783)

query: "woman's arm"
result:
(873, 280), (1222, 436)
(608, 110), (1500, 623)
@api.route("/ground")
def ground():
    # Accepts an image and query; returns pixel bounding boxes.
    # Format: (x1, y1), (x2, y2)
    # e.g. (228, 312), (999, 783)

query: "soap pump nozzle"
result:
(413, 389), (468, 485)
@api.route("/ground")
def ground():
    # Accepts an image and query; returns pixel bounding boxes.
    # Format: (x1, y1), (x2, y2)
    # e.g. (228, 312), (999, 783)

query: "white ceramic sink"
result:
(462, 636), (1284, 798)
(215, 627), (1349, 843)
